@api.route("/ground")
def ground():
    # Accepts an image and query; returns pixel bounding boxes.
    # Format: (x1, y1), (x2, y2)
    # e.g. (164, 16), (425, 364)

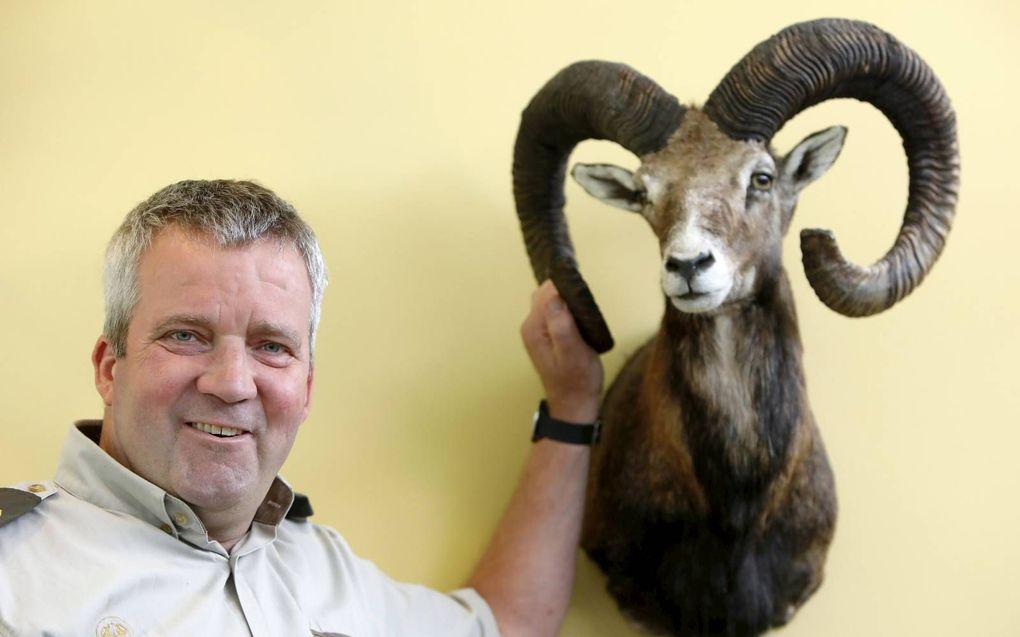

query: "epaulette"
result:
(286, 491), (314, 521)
(0, 482), (56, 529)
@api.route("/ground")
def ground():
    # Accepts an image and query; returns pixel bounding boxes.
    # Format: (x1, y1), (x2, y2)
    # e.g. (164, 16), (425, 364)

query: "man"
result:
(0, 180), (603, 637)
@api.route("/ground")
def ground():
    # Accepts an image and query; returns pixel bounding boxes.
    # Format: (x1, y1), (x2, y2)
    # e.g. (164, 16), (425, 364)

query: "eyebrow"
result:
(150, 314), (214, 338)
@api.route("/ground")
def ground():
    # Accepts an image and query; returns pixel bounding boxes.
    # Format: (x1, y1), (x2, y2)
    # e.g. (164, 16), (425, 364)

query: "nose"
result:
(196, 343), (257, 404)
(665, 252), (715, 280)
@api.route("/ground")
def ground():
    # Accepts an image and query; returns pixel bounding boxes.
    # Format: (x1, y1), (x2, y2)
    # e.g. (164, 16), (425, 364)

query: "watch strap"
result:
(531, 400), (599, 445)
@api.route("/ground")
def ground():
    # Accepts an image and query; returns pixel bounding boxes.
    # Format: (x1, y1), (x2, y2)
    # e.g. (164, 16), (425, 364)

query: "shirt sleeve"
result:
(351, 559), (502, 637)
(290, 522), (502, 637)
(449, 588), (501, 635)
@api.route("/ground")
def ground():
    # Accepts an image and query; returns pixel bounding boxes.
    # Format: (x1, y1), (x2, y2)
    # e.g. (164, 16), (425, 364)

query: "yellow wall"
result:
(2, 1), (1017, 635)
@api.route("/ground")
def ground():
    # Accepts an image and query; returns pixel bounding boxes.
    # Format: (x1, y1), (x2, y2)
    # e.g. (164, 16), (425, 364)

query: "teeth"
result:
(190, 422), (243, 437)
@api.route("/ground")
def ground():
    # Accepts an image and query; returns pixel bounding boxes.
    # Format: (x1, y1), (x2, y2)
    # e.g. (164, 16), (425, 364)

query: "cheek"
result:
(115, 356), (193, 412)
(646, 207), (679, 243)
(259, 370), (311, 427)
(729, 205), (780, 262)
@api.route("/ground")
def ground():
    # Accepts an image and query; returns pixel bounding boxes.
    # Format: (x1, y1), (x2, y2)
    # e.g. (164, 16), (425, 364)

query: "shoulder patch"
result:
(0, 488), (43, 529)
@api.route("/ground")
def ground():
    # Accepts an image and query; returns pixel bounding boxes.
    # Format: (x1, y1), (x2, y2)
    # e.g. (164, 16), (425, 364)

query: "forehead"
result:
(640, 110), (770, 180)
(133, 227), (312, 330)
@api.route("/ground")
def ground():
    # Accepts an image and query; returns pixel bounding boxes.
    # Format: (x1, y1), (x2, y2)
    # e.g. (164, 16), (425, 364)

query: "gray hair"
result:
(103, 179), (328, 357)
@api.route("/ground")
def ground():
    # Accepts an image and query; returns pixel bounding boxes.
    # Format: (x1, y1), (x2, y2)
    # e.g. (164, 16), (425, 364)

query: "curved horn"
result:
(703, 19), (958, 316)
(513, 61), (686, 353)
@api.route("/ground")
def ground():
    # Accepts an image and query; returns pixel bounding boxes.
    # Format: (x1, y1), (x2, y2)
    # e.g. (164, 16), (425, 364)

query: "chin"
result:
(172, 469), (257, 509)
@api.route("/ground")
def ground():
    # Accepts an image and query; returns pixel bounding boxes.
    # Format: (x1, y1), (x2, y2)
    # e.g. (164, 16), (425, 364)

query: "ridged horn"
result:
(703, 18), (958, 316)
(513, 61), (686, 352)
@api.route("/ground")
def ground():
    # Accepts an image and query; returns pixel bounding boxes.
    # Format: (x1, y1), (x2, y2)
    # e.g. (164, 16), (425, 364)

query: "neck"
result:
(655, 273), (804, 523)
(192, 505), (253, 553)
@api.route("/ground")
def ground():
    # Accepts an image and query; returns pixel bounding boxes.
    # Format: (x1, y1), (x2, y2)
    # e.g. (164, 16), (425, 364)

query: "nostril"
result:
(695, 252), (715, 271)
(665, 257), (683, 273)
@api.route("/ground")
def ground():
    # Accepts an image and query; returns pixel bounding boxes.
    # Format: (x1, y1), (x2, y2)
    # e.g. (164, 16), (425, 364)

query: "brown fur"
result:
(579, 110), (840, 636)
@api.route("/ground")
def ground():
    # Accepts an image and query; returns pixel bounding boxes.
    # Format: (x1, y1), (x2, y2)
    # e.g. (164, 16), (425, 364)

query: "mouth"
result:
(669, 288), (726, 314)
(186, 422), (248, 438)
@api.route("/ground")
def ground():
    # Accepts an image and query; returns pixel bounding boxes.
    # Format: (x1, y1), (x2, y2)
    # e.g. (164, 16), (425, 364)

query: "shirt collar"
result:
(54, 421), (296, 552)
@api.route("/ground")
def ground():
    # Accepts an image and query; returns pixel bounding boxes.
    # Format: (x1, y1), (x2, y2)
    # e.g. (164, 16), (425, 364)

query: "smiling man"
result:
(0, 180), (603, 637)
(95, 224), (316, 552)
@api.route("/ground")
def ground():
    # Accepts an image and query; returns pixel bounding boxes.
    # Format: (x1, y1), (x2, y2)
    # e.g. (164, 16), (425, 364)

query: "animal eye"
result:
(750, 172), (773, 191)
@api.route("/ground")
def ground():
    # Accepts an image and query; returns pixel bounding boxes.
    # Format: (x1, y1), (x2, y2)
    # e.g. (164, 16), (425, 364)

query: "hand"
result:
(520, 280), (604, 423)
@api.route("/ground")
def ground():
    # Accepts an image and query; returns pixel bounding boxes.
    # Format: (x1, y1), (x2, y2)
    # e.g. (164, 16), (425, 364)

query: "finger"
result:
(519, 310), (547, 351)
(532, 279), (560, 305)
(520, 295), (556, 357)
(522, 285), (552, 336)
(544, 299), (589, 356)
(524, 281), (563, 339)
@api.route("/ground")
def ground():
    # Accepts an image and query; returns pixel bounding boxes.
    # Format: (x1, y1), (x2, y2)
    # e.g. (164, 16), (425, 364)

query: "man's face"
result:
(93, 226), (314, 515)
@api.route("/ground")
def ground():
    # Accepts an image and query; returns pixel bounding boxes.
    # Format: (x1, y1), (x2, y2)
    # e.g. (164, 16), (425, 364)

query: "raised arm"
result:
(469, 280), (604, 637)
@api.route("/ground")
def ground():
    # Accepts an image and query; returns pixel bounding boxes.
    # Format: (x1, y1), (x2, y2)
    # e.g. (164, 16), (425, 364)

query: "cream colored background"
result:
(1, 1), (1017, 635)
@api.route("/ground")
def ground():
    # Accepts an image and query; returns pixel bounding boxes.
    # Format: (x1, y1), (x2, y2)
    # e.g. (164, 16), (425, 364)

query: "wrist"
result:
(545, 398), (600, 424)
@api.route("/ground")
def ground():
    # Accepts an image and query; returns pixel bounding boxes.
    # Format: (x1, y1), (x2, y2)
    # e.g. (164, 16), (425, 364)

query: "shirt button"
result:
(172, 512), (189, 527)
(159, 523), (174, 535)
(27, 484), (46, 494)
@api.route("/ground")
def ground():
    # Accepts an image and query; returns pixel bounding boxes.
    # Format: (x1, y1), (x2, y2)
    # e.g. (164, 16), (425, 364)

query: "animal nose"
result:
(665, 252), (715, 280)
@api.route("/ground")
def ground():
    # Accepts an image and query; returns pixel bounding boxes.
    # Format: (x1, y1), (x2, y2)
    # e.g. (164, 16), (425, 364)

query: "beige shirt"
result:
(0, 422), (499, 637)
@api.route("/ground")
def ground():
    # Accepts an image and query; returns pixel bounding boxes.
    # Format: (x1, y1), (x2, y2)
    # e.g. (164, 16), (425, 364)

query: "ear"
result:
(570, 163), (644, 212)
(92, 336), (117, 407)
(781, 126), (847, 194)
(301, 362), (314, 423)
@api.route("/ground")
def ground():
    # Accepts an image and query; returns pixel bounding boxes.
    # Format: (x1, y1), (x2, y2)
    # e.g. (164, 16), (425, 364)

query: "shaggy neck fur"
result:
(656, 270), (805, 534)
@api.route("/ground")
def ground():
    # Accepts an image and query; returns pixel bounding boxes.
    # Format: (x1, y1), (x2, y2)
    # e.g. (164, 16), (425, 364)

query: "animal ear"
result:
(781, 126), (847, 193)
(571, 163), (644, 212)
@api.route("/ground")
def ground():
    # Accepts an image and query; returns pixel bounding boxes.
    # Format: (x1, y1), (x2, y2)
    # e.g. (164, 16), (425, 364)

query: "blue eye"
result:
(261, 342), (284, 354)
(170, 331), (194, 342)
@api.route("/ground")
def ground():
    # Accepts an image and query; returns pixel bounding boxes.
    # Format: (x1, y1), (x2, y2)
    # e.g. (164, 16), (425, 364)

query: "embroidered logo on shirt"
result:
(96, 616), (131, 637)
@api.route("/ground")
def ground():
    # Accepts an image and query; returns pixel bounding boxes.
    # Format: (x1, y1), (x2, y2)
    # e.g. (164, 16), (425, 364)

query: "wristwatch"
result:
(531, 400), (600, 445)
